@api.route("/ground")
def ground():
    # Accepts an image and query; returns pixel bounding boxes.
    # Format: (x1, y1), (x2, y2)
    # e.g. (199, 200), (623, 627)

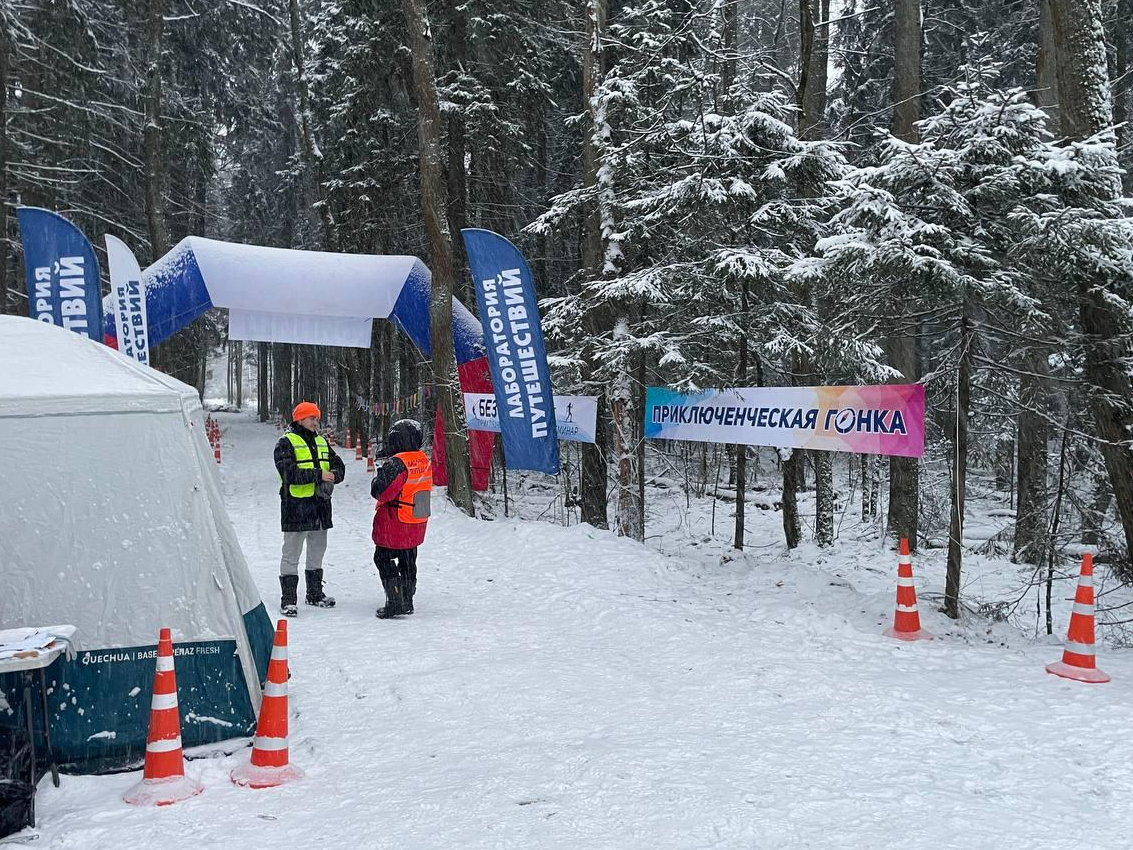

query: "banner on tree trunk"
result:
(644, 384), (925, 458)
(462, 228), (560, 474)
(105, 236), (150, 365)
(465, 393), (598, 444)
(16, 207), (104, 342)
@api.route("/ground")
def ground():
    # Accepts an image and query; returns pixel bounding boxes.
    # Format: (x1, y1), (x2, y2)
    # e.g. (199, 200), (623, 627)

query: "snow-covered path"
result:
(24, 415), (1133, 849)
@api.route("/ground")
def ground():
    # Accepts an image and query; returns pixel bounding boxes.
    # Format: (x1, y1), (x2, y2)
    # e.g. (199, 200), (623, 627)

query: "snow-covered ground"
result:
(17, 412), (1133, 849)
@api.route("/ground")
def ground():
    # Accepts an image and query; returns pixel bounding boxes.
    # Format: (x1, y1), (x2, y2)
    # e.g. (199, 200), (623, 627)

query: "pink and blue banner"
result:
(644, 384), (925, 457)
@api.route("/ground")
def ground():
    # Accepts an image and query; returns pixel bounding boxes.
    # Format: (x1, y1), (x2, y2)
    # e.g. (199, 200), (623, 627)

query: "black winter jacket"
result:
(275, 423), (346, 532)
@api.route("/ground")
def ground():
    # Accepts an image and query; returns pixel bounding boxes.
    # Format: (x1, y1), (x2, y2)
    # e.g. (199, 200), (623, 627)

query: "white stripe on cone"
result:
(1072, 603), (1096, 617)
(270, 647), (288, 662)
(252, 736), (288, 751)
(1065, 640), (1096, 657)
(263, 681), (288, 698)
(156, 656), (174, 672)
(150, 692), (179, 711)
(146, 736), (183, 753)
(896, 604), (919, 613)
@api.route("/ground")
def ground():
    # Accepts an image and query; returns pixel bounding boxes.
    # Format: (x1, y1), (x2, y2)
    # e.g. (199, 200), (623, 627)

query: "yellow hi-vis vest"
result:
(281, 432), (330, 499)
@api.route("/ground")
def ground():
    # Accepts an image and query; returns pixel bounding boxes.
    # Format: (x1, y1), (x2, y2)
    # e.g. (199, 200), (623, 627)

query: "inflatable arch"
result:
(102, 236), (493, 487)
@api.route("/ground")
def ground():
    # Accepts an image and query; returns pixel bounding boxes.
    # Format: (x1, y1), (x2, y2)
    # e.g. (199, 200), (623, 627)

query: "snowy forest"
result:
(2, 0), (1133, 624)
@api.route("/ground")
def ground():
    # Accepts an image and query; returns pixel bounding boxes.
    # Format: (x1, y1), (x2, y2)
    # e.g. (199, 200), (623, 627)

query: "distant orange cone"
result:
(884, 538), (932, 641)
(1047, 553), (1110, 683)
(366, 452), (375, 474)
(355, 442), (363, 461)
(123, 629), (203, 806)
(232, 620), (303, 788)
(214, 440), (222, 464)
(345, 430), (353, 450)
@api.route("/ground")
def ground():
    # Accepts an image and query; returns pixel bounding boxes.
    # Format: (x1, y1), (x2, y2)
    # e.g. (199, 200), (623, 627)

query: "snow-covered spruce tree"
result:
(535, 0), (853, 548)
(805, 63), (1132, 615)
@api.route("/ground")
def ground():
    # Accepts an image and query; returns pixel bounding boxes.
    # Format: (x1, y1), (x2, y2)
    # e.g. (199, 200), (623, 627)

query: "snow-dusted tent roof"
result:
(0, 317), (273, 773)
(101, 235), (486, 358)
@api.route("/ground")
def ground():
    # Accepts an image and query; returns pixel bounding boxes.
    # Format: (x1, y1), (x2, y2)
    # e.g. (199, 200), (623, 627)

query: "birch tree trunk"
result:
(402, 0), (475, 516)
(611, 319), (643, 540)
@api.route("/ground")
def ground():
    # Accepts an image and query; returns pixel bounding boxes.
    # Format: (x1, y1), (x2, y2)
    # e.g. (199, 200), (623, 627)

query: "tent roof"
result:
(0, 315), (195, 417)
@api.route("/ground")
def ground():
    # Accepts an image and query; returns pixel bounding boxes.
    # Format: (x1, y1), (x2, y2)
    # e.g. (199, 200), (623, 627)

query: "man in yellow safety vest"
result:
(274, 401), (346, 616)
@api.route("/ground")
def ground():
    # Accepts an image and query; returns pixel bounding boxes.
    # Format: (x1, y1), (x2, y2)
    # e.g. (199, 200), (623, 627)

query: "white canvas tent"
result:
(0, 316), (272, 772)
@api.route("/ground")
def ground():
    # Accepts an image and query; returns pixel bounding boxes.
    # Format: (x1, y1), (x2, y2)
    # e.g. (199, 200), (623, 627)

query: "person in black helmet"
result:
(370, 419), (433, 618)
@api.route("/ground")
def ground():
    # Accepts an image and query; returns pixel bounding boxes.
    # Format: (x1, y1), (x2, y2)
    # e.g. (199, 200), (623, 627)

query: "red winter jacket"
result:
(370, 421), (430, 550)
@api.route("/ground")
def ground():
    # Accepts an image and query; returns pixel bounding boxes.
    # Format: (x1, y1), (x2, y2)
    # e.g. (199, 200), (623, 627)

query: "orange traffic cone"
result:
(355, 442), (363, 461)
(345, 430), (353, 450)
(884, 538), (932, 641)
(1047, 553), (1110, 683)
(232, 619), (303, 788)
(214, 441), (222, 464)
(366, 452), (375, 474)
(123, 629), (203, 806)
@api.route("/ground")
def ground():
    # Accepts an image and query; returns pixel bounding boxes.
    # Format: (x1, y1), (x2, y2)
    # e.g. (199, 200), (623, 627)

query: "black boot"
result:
(304, 569), (336, 608)
(375, 572), (404, 618)
(280, 575), (299, 617)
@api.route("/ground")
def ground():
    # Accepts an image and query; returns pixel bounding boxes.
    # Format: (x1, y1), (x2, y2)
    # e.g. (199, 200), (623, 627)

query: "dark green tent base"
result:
(0, 603), (272, 775)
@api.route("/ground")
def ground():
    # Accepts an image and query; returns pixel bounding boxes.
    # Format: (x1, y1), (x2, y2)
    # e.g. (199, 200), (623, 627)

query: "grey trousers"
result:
(280, 529), (328, 576)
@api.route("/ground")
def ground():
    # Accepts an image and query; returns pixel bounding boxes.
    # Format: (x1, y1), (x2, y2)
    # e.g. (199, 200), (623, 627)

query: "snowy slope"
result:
(17, 413), (1133, 849)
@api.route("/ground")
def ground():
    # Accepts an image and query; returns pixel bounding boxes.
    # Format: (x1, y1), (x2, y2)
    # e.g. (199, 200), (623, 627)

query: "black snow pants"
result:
(374, 546), (418, 613)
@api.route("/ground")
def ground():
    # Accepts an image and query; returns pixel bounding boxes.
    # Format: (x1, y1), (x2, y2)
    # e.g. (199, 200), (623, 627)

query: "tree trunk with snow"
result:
(814, 451), (834, 547)
(289, 0), (336, 250)
(944, 310), (973, 620)
(611, 320), (643, 541)
(402, 0), (475, 517)
(782, 449), (802, 549)
(579, 0), (611, 530)
(797, 0), (830, 141)
(0, 18), (8, 316)
(143, 0), (168, 261)
(884, 0), (922, 551)
(1013, 347), (1049, 566)
(1050, 0), (1133, 573)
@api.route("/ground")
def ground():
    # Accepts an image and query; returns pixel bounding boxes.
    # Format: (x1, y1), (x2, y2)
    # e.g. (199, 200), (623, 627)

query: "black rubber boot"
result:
(376, 572), (405, 618)
(305, 569), (336, 608)
(280, 575), (299, 617)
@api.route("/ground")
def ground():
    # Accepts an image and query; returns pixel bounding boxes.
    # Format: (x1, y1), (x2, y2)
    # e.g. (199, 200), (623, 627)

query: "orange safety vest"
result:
(393, 450), (432, 525)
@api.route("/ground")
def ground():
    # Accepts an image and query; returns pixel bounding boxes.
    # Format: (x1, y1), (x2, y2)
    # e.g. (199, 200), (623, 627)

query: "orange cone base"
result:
(230, 761), (305, 789)
(123, 774), (203, 806)
(1045, 661), (1110, 684)
(883, 626), (933, 642)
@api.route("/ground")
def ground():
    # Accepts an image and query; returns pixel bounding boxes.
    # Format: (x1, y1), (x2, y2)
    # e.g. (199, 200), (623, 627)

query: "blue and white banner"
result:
(462, 228), (560, 475)
(465, 393), (598, 444)
(16, 207), (103, 341)
(105, 236), (150, 365)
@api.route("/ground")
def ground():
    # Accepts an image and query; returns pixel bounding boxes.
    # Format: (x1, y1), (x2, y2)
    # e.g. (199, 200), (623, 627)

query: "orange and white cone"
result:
(366, 452), (375, 474)
(123, 629), (203, 806)
(884, 538), (933, 641)
(345, 430), (353, 450)
(214, 440), (222, 464)
(1046, 553), (1110, 683)
(232, 619), (304, 788)
(355, 442), (363, 461)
